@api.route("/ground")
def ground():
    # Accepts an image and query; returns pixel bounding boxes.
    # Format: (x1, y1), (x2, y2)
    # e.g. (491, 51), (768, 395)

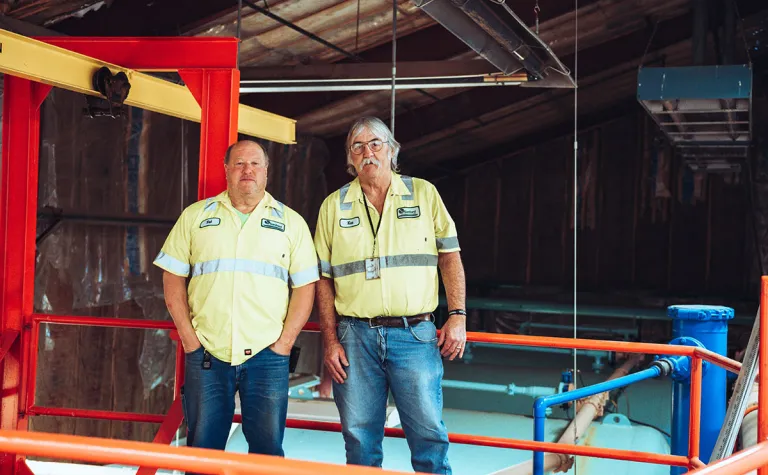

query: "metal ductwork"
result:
(412, 0), (526, 76)
(412, 0), (575, 88)
(451, 0), (544, 79)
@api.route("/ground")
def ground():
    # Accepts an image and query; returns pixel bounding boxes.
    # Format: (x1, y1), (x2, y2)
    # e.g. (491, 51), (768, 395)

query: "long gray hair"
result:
(345, 116), (401, 176)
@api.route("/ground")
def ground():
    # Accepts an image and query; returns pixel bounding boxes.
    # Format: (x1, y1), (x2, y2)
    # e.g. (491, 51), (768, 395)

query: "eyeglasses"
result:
(350, 139), (386, 155)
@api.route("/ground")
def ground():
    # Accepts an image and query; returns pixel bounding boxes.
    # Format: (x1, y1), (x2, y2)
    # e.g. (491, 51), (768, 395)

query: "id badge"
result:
(365, 257), (381, 280)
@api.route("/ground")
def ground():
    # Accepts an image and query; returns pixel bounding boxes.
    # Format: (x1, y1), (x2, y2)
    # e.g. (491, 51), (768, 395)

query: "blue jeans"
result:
(182, 346), (289, 461)
(333, 317), (451, 474)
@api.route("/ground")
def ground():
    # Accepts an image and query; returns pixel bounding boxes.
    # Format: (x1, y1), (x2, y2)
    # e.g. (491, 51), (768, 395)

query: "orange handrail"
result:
(0, 429), (414, 475)
(683, 440), (768, 474)
(284, 419), (690, 466)
(22, 298), (753, 474)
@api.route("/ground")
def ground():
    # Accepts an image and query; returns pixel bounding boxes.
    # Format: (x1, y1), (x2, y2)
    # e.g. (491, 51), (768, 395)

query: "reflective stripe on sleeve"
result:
(290, 266), (320, 287)
(154, 251), (190, 276)
(436, 236), (460, 250)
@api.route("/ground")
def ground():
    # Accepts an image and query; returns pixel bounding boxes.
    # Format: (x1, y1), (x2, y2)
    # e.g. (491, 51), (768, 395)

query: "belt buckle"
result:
(368, 317), (383, 329)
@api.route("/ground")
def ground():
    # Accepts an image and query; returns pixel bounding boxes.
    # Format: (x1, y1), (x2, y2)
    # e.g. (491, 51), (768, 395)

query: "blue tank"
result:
(668, 305), (733, 475)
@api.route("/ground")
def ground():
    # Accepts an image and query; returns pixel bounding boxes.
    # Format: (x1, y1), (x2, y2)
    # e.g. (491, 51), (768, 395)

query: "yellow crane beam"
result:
(0, 28), (295, 144)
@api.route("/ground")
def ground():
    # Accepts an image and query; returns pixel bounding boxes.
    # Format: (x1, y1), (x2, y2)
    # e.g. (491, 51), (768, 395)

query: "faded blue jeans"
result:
(182, 345), (289, 462)
(333, 316), (451, 474)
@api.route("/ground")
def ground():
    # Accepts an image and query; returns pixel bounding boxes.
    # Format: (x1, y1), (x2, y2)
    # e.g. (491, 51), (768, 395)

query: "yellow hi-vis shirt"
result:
(153, 191), (319, 365)
(314, 173), (460, 318)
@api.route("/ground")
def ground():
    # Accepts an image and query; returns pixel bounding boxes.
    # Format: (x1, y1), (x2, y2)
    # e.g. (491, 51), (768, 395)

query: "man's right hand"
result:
(182, 335), (202, 354)
(324, 340), (349, 384)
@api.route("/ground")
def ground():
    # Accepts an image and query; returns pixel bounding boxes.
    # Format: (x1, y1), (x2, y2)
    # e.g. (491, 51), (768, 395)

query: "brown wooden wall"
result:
(32, 89), (329, 444)
(434, 110), (756, 301)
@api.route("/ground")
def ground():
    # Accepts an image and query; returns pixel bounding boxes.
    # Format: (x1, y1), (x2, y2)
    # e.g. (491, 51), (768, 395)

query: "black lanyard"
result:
(362, 193), (381, 256)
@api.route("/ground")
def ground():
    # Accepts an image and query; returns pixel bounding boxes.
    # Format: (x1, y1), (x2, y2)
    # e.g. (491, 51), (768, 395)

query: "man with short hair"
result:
(314, 116), (467, 474)
(154, 140), (318, 462)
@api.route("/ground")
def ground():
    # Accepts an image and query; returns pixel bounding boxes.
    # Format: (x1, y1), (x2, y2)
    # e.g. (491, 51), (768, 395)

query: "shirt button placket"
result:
(232, 218), (243, 362)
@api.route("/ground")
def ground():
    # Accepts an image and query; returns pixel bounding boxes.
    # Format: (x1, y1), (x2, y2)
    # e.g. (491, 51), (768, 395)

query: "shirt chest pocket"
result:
(393, 205), (435, 254)
(250, 226), (291, 265)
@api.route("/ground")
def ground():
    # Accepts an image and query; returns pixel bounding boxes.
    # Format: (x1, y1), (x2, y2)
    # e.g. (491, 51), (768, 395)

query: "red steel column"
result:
(178, 69), (239, 199)
(0, 77), (51, 475)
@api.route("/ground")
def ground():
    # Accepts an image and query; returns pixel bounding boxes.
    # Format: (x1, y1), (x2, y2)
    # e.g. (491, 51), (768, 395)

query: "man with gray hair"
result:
(314, 117), (467, 474)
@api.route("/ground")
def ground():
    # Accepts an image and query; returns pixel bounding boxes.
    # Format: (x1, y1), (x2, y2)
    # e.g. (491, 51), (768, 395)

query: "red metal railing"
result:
(12, 276), (768, 473)
(20, 306), (751, 474)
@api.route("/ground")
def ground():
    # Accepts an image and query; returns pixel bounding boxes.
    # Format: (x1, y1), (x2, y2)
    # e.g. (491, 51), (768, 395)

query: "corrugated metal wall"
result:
(435, 110), (756, 300)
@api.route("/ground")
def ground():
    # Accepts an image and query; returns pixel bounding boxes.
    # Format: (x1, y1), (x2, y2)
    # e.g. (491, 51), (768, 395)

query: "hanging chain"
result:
(534, 0), (541, 34)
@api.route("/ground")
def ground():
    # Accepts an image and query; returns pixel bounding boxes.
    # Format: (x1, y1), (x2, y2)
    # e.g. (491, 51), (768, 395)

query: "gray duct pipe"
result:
(411, 0), (525, 75)
(449, 0), (546, 79)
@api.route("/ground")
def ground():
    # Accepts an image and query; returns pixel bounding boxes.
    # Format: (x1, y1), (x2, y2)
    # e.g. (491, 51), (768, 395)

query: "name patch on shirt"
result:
(261, 218), (285, 232)
(396, 206), (421, 219)
(339, 217), (360, 228)
(199, 217), (221, 228)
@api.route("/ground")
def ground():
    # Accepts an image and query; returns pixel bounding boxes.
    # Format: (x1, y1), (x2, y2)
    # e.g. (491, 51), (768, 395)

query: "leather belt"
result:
(349, 314), (431, 328)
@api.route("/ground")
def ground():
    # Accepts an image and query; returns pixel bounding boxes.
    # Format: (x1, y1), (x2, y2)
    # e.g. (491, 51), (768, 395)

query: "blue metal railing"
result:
(531, 357), (686, 475)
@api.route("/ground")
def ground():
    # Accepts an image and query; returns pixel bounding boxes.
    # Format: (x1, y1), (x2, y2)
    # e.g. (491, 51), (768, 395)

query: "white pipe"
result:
(240, 82), (522, 93)
(441, 379), (556, 397)
(739, 376), (759, 475)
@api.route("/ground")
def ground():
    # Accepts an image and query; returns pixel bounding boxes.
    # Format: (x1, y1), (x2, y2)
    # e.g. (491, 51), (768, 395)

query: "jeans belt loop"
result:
(402, 316), (409, 328)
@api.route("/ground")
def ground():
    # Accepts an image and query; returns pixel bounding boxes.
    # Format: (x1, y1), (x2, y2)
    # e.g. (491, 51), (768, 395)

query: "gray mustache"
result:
(359, 158), (381, 170)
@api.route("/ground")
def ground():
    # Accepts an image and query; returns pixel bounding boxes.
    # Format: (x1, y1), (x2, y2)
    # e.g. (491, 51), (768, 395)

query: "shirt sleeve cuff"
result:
(290, 266), (321, 287)
(436, 236), (460, 253)
(153, 251), (190, 277)
(318, 259), (333, 278)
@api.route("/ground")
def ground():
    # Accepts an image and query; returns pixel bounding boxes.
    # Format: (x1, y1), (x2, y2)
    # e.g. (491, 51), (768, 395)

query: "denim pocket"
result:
(185, 345), (204, 357)
(337, 320), (351, 343)
(266, 347), (290, 358)
(409, 321), (438, 343)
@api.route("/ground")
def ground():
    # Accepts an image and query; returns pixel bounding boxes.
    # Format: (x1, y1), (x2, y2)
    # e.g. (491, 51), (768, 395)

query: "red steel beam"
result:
(0, 331), (19, 364)
(12, 461), (32, 475)
(179, 68), (239, 198)
(0, 77), (51, 475)
(35, 37), (238, 70)
(23, 323), (39, 424)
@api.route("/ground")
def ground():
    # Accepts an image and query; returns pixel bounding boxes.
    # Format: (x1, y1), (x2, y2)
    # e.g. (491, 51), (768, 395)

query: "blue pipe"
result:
(668, 305), (733, 474)
(531, 362), (675, 475)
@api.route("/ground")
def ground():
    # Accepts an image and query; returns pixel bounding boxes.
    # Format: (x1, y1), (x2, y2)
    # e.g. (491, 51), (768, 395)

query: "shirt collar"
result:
(342, 173), (409, 204)
(211, 190), (279, 210)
